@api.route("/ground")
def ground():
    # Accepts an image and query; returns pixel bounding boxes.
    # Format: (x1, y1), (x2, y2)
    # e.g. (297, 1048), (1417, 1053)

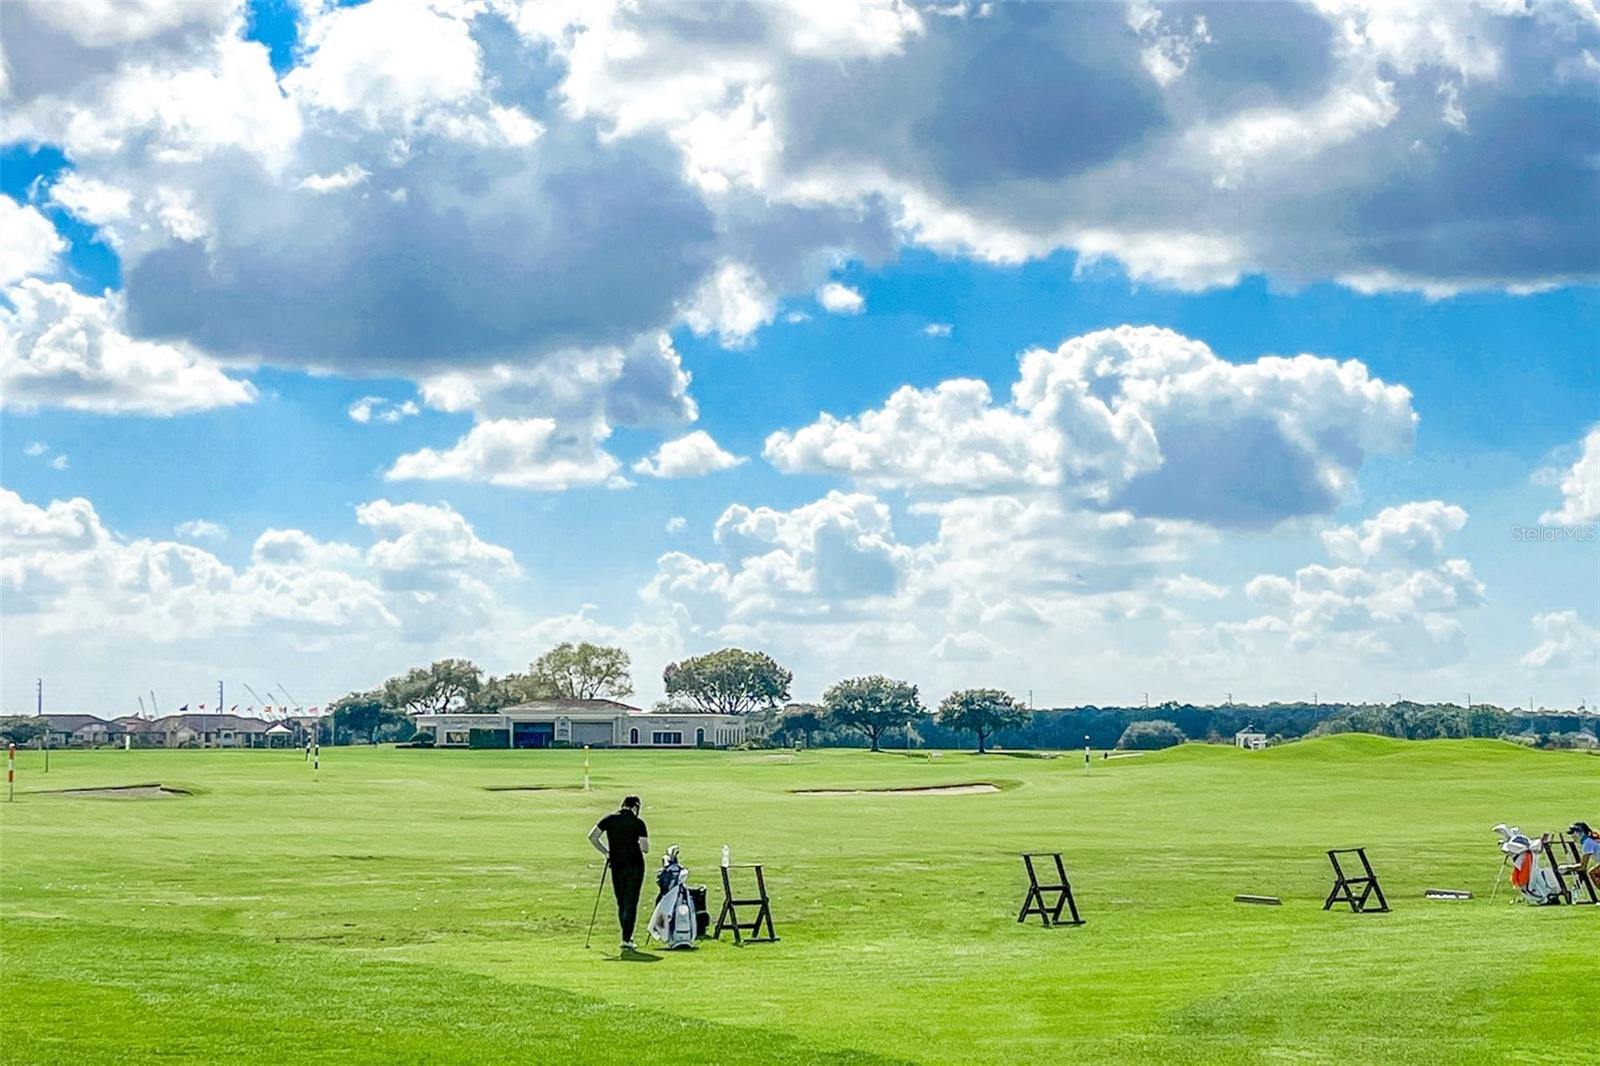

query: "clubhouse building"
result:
(412, 698), (747, 749)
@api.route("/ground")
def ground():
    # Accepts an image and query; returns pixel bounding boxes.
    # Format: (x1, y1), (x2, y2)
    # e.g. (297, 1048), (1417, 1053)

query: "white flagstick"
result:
(6, 742), (14, 802)
(582, 746), (591, 792)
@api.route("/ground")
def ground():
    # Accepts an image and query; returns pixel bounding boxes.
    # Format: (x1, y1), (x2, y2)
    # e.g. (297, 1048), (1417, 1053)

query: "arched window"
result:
(629, 727), (639, 745)
(696, 728), (705, 747)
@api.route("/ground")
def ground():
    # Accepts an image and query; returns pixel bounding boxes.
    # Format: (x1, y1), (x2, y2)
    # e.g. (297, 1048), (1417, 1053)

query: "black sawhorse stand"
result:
(1544, 837), (1599, 906)
(714, 864), (778, 943)
(1017, 853), (1084, 927)
(1324, 848), (1389, 913)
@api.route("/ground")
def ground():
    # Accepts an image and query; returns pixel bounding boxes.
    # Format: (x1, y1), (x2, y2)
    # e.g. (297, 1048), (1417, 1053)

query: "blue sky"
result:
(2, 1), (1596, 715)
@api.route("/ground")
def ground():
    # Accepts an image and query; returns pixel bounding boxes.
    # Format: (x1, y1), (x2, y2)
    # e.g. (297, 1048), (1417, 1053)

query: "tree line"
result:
(316, 642), (1596, 753)
(322, 645), (1035, 752)
(13, 641), (1572, 751)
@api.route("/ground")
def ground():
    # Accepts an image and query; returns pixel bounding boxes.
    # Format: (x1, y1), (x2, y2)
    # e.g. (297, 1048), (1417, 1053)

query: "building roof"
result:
(150, 713), (271, 733)
(1235, 725), (1265, 735)
(416, 699), (743, 723)
(34, 714), (111, 731)
(503, 697), (644, 716)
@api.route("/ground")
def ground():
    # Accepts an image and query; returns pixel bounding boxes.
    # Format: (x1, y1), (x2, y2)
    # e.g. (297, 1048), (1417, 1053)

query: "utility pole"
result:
(36, 677), (42, 716)
(1142, 692), (1149, 709)
(1225, 692), (1232, 706)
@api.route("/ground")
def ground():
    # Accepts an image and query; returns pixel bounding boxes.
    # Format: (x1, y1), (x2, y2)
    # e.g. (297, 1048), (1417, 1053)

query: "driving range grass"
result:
(1, 737), (1595, 1064)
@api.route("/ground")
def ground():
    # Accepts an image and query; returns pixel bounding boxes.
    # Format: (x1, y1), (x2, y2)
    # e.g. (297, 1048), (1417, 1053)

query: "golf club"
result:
(584, 859), (610, 950)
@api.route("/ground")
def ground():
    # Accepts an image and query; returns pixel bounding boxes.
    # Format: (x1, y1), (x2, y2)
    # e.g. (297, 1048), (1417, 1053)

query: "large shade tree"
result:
(824, 675), (923, 752)
(663, 648), (792, 715)
(528, 642), (634, 700)
(475, 673), (541, 712)
(1118, 720), (1185, 750)
(936, 688), (1030, 754)
(330, 689), (411, 744)
(382, 658), (482, 715)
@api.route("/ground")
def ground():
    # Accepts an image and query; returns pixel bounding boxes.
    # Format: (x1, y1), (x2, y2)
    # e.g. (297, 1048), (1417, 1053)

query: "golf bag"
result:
(648, 847), (698, 949)
(1493, 824), (1563, 905)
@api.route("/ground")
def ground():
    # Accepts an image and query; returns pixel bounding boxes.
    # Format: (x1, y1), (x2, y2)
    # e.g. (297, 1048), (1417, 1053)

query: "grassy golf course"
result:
(1, 736), (1594, 1064)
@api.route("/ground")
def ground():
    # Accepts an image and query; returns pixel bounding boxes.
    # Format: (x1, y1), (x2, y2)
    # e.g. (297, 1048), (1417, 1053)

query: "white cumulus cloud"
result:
(817, 282), (866, 315)
(1521, 610), (1600, 672)
(0, 279), (256, 415)
(632, 431), (744, 479)
(0, 197), (65, 284)
(386, 417), (625, 491)
(766, 325), (1416, 529)
(1539, 426), (1600, 524)
(175, 519), (227, 541)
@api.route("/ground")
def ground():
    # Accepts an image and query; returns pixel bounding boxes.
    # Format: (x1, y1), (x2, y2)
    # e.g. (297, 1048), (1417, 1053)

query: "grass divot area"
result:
(35, 783), (191, 798)
(793, 782), (1001, 795)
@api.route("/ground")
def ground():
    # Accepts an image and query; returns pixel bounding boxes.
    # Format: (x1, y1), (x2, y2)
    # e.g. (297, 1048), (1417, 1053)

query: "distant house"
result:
(413, 698), (746, 749)
(32, 714), (120, 747)
(16, 712), (283, 748)
(144, 713), (272, 748)
(1234, 725), (1268, 750)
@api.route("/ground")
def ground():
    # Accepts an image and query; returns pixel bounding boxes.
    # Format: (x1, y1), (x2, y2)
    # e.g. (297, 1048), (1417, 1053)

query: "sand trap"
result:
(793, 783), (1000, 796)
(41, 783), (190, 799)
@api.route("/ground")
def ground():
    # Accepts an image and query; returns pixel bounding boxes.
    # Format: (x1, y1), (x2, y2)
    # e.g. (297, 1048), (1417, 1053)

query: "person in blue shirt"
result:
(1571, 821), (1600, 892)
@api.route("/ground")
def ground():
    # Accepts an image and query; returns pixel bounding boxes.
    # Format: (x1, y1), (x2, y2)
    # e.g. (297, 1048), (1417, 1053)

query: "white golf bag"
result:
(648, 847), (699, 948)
(1493, 824), (1563, 905)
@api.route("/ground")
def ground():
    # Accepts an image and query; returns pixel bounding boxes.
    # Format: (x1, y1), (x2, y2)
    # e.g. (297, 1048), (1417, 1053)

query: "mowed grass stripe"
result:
(0, 919), (908, 1065)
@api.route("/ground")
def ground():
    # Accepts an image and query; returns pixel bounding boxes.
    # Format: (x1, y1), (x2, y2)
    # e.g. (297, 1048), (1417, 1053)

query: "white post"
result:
(7, 742), (14, 802)
(124, 735), (131, 752)
(582, 746), (591, 792)
(1084, 734), (1090, 772)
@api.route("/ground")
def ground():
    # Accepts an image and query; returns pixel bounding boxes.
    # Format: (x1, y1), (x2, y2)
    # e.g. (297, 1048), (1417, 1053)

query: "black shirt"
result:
(597, 810), (648, 868)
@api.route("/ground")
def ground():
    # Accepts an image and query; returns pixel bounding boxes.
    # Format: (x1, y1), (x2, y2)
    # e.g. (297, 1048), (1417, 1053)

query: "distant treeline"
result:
(767, 701), (1597, 751)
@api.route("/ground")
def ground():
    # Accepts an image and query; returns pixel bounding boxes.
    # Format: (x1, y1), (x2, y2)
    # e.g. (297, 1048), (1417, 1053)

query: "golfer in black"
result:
(588, 795), (649, 950)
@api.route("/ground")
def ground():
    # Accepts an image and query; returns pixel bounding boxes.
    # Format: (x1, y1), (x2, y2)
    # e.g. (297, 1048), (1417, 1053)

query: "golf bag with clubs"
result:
(1492, 824), (1563, 905)
(648, 845), (699, 949)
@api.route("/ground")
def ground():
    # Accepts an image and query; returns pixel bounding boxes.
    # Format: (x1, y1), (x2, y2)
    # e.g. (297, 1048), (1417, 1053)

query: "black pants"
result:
(611, 862), (644, 942)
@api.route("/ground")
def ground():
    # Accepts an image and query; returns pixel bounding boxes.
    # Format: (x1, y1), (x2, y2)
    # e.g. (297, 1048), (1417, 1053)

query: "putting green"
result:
(1, 737), (1594, 1064)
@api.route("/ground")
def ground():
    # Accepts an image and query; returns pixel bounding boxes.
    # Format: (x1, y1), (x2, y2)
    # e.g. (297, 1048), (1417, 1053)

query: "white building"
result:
(413, 698), (746, 749)
(1234, 725), (1268, 750)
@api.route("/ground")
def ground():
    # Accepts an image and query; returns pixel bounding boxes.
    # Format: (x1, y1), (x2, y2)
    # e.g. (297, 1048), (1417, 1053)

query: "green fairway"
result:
(1, 737), (1595, 1064)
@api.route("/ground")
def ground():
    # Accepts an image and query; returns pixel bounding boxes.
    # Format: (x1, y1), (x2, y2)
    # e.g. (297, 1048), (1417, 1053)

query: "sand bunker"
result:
(41, 783), (190, 798)
(793, 783), (1000, 796)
